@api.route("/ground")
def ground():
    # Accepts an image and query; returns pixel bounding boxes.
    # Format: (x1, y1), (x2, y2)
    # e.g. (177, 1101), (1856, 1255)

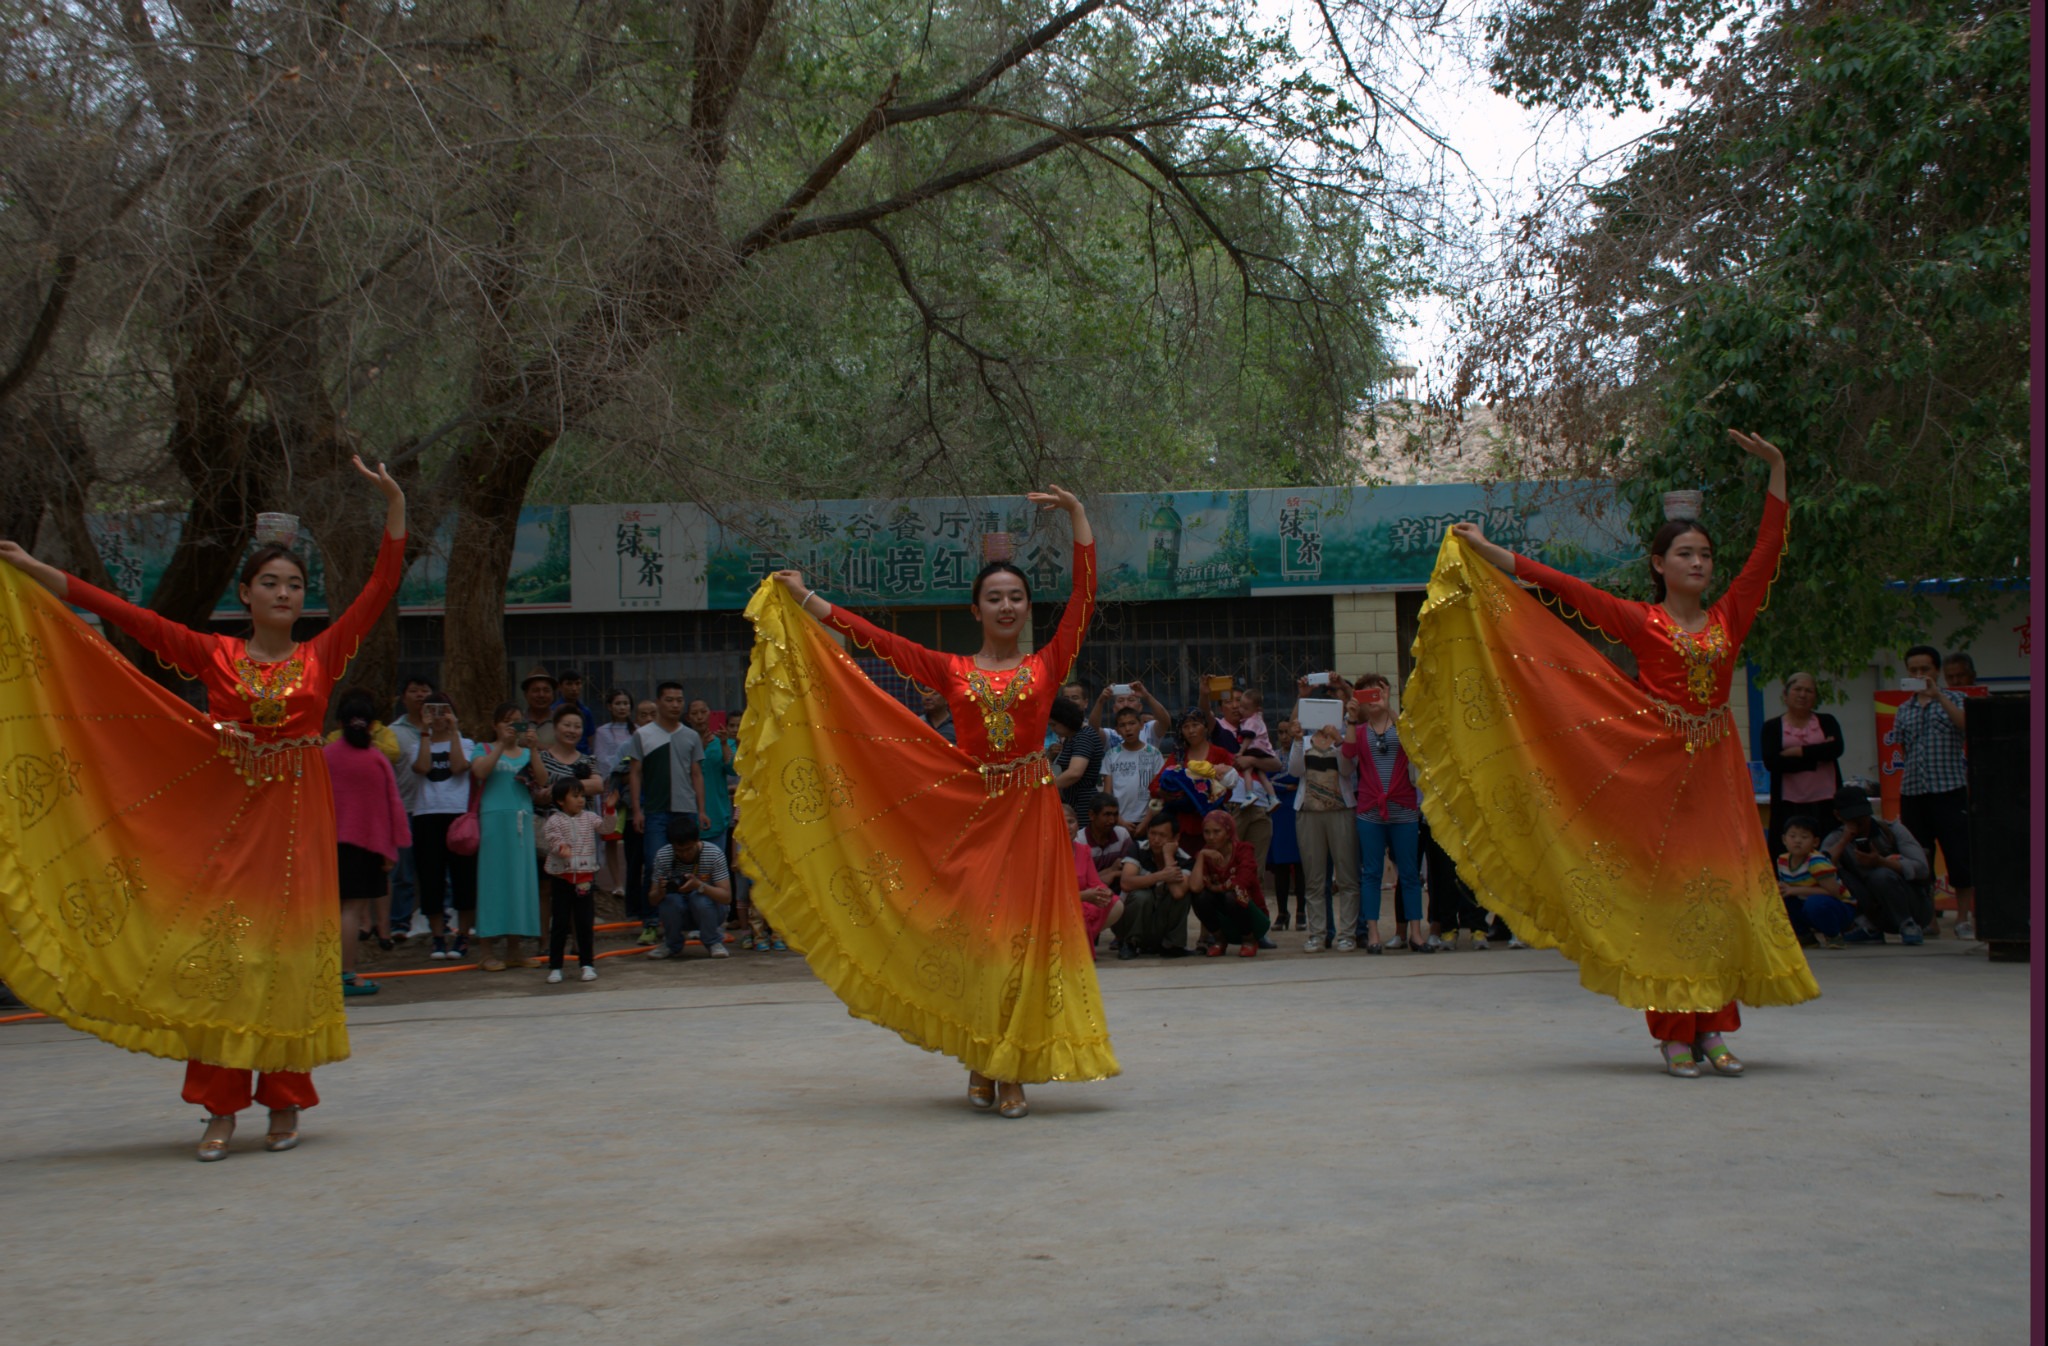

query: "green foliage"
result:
(1470, 0), (2030, 678)
(1485, 0), (1745, 112)
(1623, 0), (2029, 678)
(517, 0), (1423, 507)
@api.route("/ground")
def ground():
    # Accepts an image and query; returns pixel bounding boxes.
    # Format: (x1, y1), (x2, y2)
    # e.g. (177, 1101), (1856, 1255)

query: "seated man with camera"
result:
(1822, 787), (1934, 946)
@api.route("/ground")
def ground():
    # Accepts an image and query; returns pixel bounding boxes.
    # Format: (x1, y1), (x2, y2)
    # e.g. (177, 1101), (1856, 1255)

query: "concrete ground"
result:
(0, 939), (2031, 1346)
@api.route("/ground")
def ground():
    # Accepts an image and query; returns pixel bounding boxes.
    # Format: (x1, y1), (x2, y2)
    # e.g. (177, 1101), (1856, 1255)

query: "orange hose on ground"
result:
(0, 934), (734, 1010)
(0, 1012), (48, 1024)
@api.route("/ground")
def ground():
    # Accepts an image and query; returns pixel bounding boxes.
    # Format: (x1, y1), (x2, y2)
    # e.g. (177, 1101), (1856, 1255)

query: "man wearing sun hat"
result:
(520, 666), (557, 729)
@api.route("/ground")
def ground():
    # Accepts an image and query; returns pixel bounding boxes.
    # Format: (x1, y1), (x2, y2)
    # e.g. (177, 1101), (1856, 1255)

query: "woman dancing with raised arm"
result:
(739, 486), (1117, 1118)
(0, 458), (407, 1157)
(1402, 431), (1817, 1078)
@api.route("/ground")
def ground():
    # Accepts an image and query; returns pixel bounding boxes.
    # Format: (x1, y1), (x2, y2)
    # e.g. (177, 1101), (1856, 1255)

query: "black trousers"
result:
(1420, 822), (1488, 931)
(1836, 861), (1933, 933)
(1267, 863), (1302, 921)
(1191, 891), (1272, 944)
(411, 813), (479, 919)
(548, 876), (597, 967)
(1900, 788), (1973, 889)
(623, 817), (650, 923)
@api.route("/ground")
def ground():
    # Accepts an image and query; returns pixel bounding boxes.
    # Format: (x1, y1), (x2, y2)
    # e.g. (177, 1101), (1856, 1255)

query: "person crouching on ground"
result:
(1112, 811), (1196, 958)
(1823, 788), (1934, 945)
(1776, 816), (1849, 950)
(647, 816), (734, 960)
(1065, 801), (1125, 959)
(543, 779), (606, 983)
(1190, 809), (1271, 958)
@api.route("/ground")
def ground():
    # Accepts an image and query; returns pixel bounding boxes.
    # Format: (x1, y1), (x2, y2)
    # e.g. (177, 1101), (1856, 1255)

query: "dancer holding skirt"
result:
(0, 458), (406, 1156)
(740, 486), (1118, 1118)
(1401, 431), (1817, 1077)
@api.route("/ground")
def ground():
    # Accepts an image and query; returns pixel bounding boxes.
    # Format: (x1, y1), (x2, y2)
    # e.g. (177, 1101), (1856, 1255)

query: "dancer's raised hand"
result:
(351, 454), (402, 499)
(1027, 484), (1092, 545)
(771, 568), (827, 617)
(1451, 521), (1519, 576)
(0, 539), (70, 597)
(1728, 429), (1789, 500)
(351, 454), (408, 536)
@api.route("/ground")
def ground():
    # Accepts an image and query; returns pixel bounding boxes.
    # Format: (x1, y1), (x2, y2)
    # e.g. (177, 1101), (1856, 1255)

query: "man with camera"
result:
(1894, 645), (1976, 939)
(1822, 787), (1934, 945)
(646, 815), (734, 960)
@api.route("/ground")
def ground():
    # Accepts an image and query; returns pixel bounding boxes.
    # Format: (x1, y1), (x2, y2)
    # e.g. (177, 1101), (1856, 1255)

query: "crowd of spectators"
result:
(326, 665), (761, 989)
(302, 638), (1991, 996)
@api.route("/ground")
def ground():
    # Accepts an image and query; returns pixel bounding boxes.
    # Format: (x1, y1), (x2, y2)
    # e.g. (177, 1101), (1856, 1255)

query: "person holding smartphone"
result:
(470, 701), (544, 971)
(409, 693), (479, 959)
(1089, 679), (1172, 748)
(1823, 789), (1933, 944)
(1894, 646), (1976, 939)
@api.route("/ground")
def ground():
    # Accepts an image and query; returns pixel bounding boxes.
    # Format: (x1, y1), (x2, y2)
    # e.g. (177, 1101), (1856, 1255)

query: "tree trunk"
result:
(304, 463), (400, 722)
(439, 421), (557, 737)
(23, 399), (159, 679)
(149, 418), (273, 631)
(0, 407), (57, 545)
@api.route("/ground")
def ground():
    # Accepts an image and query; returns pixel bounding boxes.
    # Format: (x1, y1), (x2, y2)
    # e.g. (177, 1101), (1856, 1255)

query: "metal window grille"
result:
(396, 612), (756, 712)
(1035, 596), (1335, 719)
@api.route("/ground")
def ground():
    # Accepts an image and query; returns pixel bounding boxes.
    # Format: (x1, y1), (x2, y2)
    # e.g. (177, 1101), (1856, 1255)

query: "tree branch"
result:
(744, 125), (1134, 255)
(735, 0), (1110, 254)
(0, 255), (79, 408)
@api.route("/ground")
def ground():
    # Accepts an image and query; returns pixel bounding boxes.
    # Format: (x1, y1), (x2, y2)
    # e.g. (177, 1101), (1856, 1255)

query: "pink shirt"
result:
(1224, 711), (1273, 757)
(1074, 838), (1115, 944)
(1779, 717), (1836, 803)
(323, 739), (412, 861)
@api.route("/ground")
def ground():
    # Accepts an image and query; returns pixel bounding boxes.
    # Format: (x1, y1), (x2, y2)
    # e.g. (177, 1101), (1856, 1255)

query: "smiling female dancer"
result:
(0, 459), (406, 1156)
(738, 486), (1117, 1118)
(1401, 431), (1817, 1078)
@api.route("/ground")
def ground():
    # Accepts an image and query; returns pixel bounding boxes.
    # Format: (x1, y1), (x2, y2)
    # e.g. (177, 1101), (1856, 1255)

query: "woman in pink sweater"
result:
(324, 689), (412, 996)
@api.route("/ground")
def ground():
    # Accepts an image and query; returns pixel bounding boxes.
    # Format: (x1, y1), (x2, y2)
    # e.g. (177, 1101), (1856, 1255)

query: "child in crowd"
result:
(1230, 687), (1274, 758)
(732, 805), (788, 953)
(1103, 706), (1166, 829)
(1777, 815), (1849, 949)
(542, 779), (606, 981)
(1065, 802), (1124, 958)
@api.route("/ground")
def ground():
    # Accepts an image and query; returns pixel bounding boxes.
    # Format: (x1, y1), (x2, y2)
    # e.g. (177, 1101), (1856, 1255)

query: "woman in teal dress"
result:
(471, 700), (543, 969)
(687, 699), (739, 848)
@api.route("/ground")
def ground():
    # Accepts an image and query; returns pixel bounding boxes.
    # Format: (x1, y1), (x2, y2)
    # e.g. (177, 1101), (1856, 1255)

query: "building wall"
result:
(1332, 592), (1400, 679)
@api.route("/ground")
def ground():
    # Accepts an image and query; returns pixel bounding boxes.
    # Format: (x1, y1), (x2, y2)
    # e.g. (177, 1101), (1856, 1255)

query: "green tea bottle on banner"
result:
(1220, 492), (1251, 587)
(1145, 500), (1182, 598)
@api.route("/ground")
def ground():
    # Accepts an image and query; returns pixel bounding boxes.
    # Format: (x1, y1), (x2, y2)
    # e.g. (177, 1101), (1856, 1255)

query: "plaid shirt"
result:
(1896, 690), (1968, 795)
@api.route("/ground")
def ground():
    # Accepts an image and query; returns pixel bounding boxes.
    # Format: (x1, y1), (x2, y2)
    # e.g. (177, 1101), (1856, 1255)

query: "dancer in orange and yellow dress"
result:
(0, 458), (406, 1157)
(737, 485), (1118, 1117)
(1401, 431), (1818, 1078)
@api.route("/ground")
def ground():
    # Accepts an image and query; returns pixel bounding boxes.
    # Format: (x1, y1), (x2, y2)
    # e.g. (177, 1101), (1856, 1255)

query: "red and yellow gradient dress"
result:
(0, 532), (405, 1109)
(734, 541), (1119, 1083)
(1401, 494), (1817, 1032)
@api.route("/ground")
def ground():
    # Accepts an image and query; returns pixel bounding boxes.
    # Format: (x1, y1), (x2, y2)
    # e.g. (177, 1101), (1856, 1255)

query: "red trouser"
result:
(1645, 1002), (1740, 1042)
(182, 1062), (320, 1116)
